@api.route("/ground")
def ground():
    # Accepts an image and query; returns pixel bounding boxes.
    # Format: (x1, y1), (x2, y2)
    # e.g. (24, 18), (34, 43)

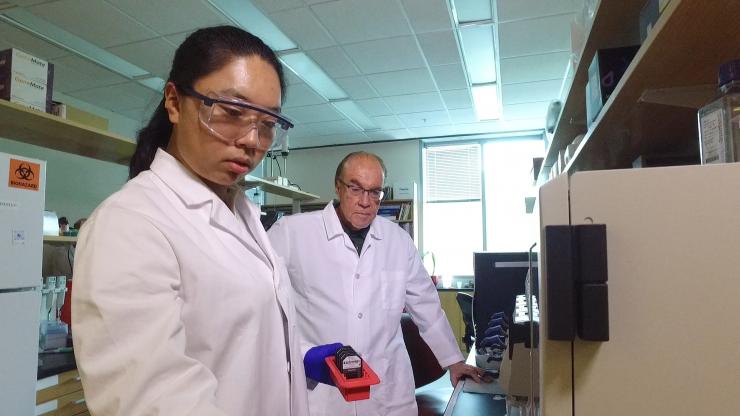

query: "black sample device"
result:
(335, 345), (363, 379)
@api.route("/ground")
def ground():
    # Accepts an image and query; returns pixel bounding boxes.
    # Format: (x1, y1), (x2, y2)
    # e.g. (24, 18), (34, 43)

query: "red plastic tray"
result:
(325, 356), (381, 401)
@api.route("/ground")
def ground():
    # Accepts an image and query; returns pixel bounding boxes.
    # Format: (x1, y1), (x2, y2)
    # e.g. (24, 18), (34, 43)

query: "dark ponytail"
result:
(128, 26), (286, 179)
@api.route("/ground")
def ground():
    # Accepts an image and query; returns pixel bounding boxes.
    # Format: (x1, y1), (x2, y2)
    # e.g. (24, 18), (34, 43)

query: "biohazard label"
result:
(8, 159), (40, 191)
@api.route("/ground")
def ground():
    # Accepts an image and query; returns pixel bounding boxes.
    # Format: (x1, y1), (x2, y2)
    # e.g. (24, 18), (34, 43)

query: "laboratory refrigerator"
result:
(1, 151), (45, 415)
(529, 162), (740, 415)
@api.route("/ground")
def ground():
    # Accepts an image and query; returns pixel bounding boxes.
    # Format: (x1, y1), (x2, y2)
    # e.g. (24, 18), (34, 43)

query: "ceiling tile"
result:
(366, 68), (436, 96)
(311, 0), (410, 44)
(440, 89), (472, 109)
(286, 123), (319, 139)
(335, 76), (378, 100)
(27, 0), (159, 47)
(502, 79), (562, 105)
(408, 124), (460, 138)
(283, 68), (304, 85)
(497, 0), (580, 23)
(0, 22), (69, 60)
(401, 0), (452, 33)
(365, 129), (414, 141)
(51, 62), (119, 93)
(498, 13), (573, 58)
(283, 103), (344, 123)
(108, 37), (175, 79)
(398, 110), (450, 128)
(500, 51), (570, 84)
(53, 55), (128, 86)
(270, 7), (335, 50)
(343, 36), (425, 74)
(430, 63), (467, 90)
(164, 31), (191, 48)
(284, 83), (326, 108)
(70, 81), (158, 111)
(294, 132), (369, 148)
(252, 0), (305, 13)
(107, 0), (227, 36)
(448, 108), (478, 123)
(7, 0), (52, 5)
(305, 119), (360, 136)
(355, 98), (392, 117)
(306, 47), (359, 78)
(372, 115), (404, 130)
(384, 92), (445, 113)
(417, 30), (460, 66)
(502, 101), (550, 120)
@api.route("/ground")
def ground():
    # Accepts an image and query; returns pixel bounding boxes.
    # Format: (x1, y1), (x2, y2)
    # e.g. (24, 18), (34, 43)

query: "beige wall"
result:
(264, 139), (422, 204)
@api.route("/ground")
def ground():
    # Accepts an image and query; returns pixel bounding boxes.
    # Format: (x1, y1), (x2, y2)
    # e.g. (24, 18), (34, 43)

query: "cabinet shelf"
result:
(0, 99), (135, 165)
(539, 0), (740, 183)
(239, 175), (319, 201)
(43, 235), (77, 244)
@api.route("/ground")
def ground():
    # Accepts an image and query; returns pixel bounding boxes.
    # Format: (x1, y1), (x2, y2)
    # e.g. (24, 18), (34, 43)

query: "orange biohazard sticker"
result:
(8, 159), (40, 191)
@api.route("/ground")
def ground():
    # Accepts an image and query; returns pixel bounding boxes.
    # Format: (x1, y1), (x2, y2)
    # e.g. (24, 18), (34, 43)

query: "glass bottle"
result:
(698, 59), (740, 164)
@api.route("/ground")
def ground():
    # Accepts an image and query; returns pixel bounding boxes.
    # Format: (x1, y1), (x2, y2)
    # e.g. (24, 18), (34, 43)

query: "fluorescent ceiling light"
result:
(280, 52), (347, 101)
(207, 0), (296, 52)
(472, 84), (500, 120)
(331, 100), (377, 131)
(0, 8), (165, 92)
(451, 0), (492, 23)
(459, 24), (496, 84)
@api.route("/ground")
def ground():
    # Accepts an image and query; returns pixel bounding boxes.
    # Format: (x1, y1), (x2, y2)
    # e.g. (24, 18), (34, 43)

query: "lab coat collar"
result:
(149, 149), (222, 207)
(150, 150), (272, 264)
(321, 202), (384, 242)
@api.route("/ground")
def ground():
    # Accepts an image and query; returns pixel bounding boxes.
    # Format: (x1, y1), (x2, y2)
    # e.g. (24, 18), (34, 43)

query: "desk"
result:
(442, 350), (507, 416)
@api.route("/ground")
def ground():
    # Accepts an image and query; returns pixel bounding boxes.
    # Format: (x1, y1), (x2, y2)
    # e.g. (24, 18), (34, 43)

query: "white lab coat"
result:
(72, 150), (308, 416)
(268, 203), (463, 416)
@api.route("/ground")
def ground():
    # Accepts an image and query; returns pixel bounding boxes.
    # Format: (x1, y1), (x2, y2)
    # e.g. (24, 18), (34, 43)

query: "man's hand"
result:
(447, 361), (487, 387)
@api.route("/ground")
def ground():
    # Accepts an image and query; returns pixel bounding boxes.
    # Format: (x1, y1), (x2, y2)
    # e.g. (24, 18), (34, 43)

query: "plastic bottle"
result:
(698, 59), (740, 164)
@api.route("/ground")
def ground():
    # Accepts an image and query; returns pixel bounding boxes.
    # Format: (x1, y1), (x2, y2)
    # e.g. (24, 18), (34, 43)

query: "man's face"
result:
(335, 156), (384, 230)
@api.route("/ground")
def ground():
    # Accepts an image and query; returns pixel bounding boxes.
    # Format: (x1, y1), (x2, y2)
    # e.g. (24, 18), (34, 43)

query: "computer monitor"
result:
(473, 252), (533, 348)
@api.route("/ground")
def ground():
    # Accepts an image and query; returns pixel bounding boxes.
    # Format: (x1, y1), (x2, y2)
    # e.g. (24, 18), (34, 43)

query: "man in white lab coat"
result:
(268, 151), (484, 416)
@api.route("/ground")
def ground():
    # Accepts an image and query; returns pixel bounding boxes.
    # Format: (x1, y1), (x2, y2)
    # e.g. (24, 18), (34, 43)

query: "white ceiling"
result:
(0, 0), (579, 148)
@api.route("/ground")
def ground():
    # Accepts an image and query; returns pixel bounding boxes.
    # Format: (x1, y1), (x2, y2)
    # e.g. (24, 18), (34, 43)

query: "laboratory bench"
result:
(415, 351), (506, 416)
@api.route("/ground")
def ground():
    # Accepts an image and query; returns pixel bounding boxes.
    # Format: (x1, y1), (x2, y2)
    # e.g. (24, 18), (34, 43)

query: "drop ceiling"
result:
(0, 0), (578, 149)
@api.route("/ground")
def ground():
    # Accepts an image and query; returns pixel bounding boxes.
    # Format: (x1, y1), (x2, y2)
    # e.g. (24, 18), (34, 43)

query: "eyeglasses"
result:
(179, 86), (294, 151)
(338, 179), (384, 200)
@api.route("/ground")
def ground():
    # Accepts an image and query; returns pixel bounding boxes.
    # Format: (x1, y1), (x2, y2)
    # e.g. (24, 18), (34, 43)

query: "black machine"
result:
(473, 252), (536, 349)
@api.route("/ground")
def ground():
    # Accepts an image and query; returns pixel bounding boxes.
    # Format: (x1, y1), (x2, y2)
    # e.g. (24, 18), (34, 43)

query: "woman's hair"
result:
(128, 26), (286, 179)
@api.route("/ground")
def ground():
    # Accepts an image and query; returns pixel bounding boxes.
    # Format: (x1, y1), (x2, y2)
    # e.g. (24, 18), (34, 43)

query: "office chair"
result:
(456, 292), (475, 353)
(401, 313), (445, 388)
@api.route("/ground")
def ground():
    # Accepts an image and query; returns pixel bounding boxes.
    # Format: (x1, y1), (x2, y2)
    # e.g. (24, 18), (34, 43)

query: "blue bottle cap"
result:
(718, 59), (740, 87)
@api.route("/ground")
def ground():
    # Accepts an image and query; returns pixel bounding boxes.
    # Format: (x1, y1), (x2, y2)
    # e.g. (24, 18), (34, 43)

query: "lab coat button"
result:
(354, 273), (360, 279)
(357, 312), (363, 319)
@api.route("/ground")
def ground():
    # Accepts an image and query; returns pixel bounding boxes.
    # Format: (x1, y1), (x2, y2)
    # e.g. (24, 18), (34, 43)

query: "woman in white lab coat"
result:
(72, 26), (307, 416)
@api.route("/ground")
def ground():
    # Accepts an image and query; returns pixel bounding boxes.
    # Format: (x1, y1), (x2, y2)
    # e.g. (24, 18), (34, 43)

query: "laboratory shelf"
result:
(43, 235), (78, 244)
(539, 0), (740, 184)
(239, 175), (319, 201)
(0, 99), (135, 165)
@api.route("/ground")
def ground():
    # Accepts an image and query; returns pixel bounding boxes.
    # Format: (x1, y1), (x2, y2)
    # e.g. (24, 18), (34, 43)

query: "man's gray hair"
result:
(334, 151), (387, 185)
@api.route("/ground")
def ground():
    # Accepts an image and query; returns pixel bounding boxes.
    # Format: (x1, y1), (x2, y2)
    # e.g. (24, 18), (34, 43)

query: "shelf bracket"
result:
(638, 84), (716, 109)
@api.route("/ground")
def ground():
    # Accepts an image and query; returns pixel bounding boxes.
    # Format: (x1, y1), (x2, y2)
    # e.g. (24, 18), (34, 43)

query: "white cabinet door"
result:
(569, 163), (740, 415)
(0, 290), (41, 416)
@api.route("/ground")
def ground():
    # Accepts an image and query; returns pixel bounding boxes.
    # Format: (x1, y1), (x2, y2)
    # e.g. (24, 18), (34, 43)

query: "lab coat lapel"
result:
(321, 202), (365, 254)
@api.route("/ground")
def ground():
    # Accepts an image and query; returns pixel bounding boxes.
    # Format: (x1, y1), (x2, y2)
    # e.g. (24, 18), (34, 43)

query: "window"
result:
(423, 143), (483, 277)
(422, 137), (543, 277)
(483, 139), (542, 252)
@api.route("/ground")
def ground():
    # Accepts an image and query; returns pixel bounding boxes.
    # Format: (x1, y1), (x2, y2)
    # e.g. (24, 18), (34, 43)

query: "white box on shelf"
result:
(392, 181), (415, 200)
(0, 48), (54, 113)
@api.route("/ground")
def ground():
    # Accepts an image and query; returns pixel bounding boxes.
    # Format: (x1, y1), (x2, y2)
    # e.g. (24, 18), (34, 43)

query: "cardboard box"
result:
(585, 45), (639, 128)
(0, 48), (54, 113)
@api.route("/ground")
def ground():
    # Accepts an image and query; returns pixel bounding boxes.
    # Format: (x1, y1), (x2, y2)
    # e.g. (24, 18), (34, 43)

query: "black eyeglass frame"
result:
(337, 178), (385, 200)
(179, 85), (294, 130)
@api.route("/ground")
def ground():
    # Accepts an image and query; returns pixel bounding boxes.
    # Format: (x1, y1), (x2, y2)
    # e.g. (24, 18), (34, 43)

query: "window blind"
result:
(424, 143), (481, 202)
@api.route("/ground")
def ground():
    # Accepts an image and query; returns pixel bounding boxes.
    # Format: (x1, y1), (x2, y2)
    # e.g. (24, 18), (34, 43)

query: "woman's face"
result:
(164, 55), (282, 192)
